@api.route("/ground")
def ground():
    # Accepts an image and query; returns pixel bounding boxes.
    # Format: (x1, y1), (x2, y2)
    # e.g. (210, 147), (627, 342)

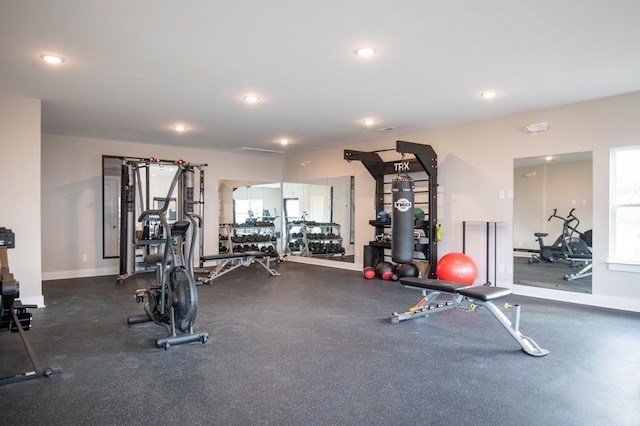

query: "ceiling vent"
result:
(373, 126), (396, 132)
(240, 147), (284, 155)
(523, 122), (550, 134)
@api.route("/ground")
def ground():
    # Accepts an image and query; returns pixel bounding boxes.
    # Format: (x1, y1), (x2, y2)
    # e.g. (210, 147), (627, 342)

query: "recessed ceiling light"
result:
(174, 125), (187, 132)
(279, 138), (290, 145)
(41, 55), (64, 64)
(480, 91), (497, 99)
(362, 119), (376, 126)
(244, 95), (260, 103)
(355, 47), (376, 57)
(545, 156), (553, 161)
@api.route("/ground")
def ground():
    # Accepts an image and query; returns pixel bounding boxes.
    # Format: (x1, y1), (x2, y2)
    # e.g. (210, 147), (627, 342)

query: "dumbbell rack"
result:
(285, 221), (345, 258)
(344, 141), (438, 278)
(219, 222), (278, 255)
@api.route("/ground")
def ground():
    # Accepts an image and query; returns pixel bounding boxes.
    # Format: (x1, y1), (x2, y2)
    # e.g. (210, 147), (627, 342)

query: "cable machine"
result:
(344, 141), (438, 278)
(117, 157), (207, 284)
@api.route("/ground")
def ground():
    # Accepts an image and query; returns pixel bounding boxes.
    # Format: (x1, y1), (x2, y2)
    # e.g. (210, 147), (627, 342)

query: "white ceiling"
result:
(1, 1), (639, 155)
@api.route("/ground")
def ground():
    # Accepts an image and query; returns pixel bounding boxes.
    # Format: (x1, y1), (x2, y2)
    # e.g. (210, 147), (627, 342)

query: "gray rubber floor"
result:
(2, 261), (639, 425)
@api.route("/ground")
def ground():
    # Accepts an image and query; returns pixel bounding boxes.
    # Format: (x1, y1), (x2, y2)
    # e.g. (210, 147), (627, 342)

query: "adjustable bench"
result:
(392, 278), (549, 357)
(198, 251), (280, 284)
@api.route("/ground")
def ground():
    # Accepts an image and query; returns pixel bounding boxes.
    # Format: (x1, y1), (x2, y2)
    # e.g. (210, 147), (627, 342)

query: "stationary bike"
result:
(127, 162), (208, 349)
(529, 208), (592, 264)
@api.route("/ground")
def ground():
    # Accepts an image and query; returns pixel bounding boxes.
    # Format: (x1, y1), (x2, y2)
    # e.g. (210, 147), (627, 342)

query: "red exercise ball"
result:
(436, 252), (477, 285)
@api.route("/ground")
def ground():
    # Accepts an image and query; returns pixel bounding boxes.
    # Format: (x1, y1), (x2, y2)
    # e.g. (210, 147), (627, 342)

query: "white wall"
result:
(281, 92), (640, 312)
(0, 95), (43, 306)
(41, 134), (283, 281)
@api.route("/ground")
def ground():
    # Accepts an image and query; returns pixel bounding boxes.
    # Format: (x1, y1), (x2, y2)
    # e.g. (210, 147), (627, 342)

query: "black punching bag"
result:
(391, 175), (415, 264)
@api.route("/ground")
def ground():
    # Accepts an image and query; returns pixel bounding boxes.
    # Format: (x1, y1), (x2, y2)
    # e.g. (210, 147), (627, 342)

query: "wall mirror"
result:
(102, 156), (121, 258)
(281, 176), (355, 263)
(218, 180), (282, 255)
(219, 177), (354, 263)
(513, 152), (593, 293)
(102, 155), (183, 259)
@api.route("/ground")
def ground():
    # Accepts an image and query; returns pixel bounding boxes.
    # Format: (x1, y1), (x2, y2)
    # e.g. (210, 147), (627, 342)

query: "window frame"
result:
(609, 145), (640, 271)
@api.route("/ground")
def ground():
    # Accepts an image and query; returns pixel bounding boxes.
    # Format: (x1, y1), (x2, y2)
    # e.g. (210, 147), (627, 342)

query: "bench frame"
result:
(392, 278), (549, 357)
(198, 251), (280, 284)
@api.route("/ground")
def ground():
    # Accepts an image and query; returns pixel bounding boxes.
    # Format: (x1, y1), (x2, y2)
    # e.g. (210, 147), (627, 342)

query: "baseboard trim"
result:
(43, 267), (118, 281)
(512, 284), (640, 313)
(284, 255), (361, 272)
(17, 295), (46, 308)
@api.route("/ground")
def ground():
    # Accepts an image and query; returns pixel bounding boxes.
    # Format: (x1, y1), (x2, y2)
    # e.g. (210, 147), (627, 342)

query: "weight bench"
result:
(391, 278), (549, 357)
(198, 251), (280, 284)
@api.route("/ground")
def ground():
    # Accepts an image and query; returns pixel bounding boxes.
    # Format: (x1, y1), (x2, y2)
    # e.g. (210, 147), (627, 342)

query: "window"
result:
(234, 199), (263, 224)
(283, 198), (300, 222)
(610, 146), (640, 264)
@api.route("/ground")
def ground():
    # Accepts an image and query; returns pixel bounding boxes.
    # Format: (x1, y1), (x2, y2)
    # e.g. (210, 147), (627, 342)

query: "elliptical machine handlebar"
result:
(548, 208), (563, 222)
(567, 208), (580, 231)
(547, 207), (580, 233)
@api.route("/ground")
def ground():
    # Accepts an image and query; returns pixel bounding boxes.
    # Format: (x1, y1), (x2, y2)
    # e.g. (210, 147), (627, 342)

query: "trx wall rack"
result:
(344, 141), (438, 278)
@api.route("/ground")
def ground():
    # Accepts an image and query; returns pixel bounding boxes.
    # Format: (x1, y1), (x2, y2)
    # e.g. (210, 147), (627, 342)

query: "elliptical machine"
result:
(529, 208), (592, 264)
(127, 160), (208, 349)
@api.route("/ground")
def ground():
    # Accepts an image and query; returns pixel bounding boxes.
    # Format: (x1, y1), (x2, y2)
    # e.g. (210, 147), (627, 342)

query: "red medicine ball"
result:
(376, 261), (395, 280)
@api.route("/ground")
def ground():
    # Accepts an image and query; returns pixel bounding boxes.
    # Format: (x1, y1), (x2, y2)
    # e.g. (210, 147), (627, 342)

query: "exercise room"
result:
(2, 2), (639, 425)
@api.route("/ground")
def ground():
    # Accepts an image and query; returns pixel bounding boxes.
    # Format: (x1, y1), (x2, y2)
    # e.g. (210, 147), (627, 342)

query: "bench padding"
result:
(201, 251), (266, 262)
(144, 253), (164, 264)
(399, 278), (469, 293)
(399, 278), (513, 302)
(458, 286), (512, 301)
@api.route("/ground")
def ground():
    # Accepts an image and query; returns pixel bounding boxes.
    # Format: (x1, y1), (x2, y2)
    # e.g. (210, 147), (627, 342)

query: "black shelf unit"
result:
(344, 141), (438, 278)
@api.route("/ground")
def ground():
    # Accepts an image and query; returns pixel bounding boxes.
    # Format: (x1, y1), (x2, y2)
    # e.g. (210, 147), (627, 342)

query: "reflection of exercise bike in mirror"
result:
(529, 208), (593, 281)
(127, 161), (208, 349)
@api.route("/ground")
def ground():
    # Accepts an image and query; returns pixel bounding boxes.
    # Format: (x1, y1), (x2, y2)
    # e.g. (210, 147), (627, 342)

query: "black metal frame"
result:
(1, 241), (62, 386)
